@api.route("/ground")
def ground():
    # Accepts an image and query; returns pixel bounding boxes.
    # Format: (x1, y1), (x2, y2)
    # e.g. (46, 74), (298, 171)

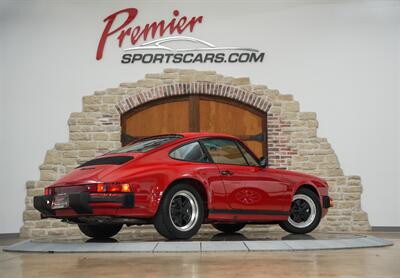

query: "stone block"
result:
(23, 210), (41, 221)
(307, 120), (319, 128)
(194, 74), (219, 82)
(93, 133), (108, 141)
(325, 168), (344, 176)
(32, 229), (47, 238)
(34, 220), (52, 229)
(77, 141), (97, 150)
(120, 82), (137, 88)
(40, 170), (58, 181)
(27, 188), (43, 197)
(83, 105), (101, 112)
(159, 73), (179, 79)
(97, 141), (115, 150)
(109, 132), (121, 141)
(277, 94), (293, 101)
(282, 101), (300, 112)
(78, 150), (96, 158)
(83, 95), (102, 105)
(63, 151), (78, 158)
(44, 149), (62, 164)
(343, 186), (362, 193)
(25, 181), (36, 189)
(231, 77), (250, 85)
(54, 143), (75, 151)
(178, 74), (195, 83)
(76, 118), (96, 125)
(48, 229), (67, 236)
(137, 79), (163, 87)
(145, 73), (162, 79)
(163, 68), (179, 73)
(70, 132), (90, 141)
(353, 211), (369, 221)
(299, 112), (316, 120)
(343, 193), (361, 200)
(106, 88), (127, 95)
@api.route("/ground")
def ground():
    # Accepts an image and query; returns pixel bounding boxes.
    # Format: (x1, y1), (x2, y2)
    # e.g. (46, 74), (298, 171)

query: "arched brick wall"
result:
(21, 69), (370, 239)
(115, 82), (271, 114)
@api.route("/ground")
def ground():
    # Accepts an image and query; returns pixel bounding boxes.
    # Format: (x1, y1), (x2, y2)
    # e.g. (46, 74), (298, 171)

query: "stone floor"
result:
(1, 232), (399, 277)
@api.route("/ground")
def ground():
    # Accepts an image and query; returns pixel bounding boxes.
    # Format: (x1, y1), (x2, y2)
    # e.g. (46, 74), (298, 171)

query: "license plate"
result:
(52, 194), (69, 209)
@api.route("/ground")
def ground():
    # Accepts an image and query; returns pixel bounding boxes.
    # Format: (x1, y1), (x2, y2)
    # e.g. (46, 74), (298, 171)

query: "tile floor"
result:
(1, 232), (399, 278)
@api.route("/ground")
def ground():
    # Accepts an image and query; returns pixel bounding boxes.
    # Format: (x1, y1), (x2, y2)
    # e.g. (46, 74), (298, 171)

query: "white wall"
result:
(0, 0), (399, 233)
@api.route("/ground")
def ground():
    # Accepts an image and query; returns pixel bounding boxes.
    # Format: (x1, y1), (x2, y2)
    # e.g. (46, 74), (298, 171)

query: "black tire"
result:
(78, 224), (122, 239)
(153, 183), (204, 240)
(212, 223), (246, 234)
(279, 188), (322, 234)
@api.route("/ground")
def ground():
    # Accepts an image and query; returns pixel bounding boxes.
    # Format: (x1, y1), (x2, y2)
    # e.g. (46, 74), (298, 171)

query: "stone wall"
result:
(21, 69), (370, 238)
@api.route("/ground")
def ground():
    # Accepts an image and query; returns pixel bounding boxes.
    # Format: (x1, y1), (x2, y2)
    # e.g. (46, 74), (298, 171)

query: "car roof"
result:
(177, 132), (240, 140)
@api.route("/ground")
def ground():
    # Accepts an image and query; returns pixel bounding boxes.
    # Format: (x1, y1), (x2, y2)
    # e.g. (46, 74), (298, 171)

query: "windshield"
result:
(109, 135), (183, 153)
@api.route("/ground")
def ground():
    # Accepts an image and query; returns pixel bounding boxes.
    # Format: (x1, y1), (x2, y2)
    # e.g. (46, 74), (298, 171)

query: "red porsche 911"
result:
(34, 133), (332, 240)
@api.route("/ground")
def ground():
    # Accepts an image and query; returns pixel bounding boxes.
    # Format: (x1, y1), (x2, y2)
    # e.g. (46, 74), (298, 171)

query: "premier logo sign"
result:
(96, 8), (203, 60)
(97, 8), (265, 64)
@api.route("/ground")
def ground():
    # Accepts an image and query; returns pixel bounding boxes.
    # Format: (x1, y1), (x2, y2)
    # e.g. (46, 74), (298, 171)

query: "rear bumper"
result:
(33, 193), (134, 217)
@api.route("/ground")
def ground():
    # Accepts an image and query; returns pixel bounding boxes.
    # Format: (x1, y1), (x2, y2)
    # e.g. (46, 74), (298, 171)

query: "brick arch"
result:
(115, 82), (271, 115)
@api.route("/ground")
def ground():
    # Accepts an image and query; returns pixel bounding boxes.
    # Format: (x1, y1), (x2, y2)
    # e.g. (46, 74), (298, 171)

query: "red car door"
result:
(201, 138), (290, 212)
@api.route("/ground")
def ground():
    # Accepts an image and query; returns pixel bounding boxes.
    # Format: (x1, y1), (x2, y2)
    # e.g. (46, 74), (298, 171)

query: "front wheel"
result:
(78, 224), (122, 239)
(153, 184), (204, 240)
(279, 188), (321, 234)
(212, 223), (246, 234)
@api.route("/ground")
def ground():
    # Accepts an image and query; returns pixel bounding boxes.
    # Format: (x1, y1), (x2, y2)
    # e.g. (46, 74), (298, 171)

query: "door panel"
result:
(124, 100), (190, 138)
(199, 100), (264, 157)
(217, 165), (290, 211)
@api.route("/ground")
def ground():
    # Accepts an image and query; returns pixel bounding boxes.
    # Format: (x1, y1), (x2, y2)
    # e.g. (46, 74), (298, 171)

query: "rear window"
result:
(108, 135), (183, 153)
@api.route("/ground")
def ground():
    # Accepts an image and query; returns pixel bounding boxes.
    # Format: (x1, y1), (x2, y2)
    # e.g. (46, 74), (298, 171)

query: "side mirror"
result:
(259, 156), (268, 168)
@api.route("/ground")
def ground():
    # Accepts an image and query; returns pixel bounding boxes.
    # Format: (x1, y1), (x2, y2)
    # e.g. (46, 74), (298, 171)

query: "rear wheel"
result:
(78, 224), (122, 239)
(154, 184), (204, 240)
(279, 188), (321, 234)
(212, 223), (246, 234)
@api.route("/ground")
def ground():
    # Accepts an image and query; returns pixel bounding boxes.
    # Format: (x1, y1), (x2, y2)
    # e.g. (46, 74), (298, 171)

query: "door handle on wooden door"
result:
(220, 170), (234, 176)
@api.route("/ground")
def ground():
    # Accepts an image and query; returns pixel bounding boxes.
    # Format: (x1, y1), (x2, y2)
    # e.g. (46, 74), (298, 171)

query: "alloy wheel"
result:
(288, 194), (317, 229)
(169, 190), (199, 232)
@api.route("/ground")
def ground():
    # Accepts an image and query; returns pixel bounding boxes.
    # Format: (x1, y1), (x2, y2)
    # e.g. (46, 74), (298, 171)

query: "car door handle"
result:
(220, 170), (234, 176)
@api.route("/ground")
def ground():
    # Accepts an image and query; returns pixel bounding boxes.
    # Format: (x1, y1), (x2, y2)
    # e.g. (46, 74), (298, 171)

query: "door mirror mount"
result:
(259, 156), (268, 168)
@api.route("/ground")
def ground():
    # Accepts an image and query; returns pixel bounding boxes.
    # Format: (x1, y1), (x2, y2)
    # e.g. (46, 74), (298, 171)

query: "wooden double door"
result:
(121, 96), (267, 157)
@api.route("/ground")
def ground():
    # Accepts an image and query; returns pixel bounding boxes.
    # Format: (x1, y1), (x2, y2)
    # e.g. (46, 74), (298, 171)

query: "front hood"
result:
(50, 153), (143, 187)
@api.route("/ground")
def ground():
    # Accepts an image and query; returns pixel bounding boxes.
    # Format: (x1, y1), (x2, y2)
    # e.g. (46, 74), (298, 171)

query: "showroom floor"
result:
(1, 232), (399, 278)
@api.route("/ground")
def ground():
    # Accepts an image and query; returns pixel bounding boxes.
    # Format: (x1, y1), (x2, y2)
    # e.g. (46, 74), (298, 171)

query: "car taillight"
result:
(44, 187), (53, 196)
(88, 183), (132, 193)
(329, 197), (334, 207)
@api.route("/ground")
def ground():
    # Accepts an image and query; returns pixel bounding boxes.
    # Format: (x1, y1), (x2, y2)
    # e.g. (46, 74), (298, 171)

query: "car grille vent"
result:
(77, 156), (133, 168)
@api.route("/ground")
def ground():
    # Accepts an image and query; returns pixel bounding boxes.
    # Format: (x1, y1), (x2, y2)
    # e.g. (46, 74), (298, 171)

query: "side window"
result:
(237, 144), (259, 166)
(170, 141), (210, 163)
(202, 139), (248, 166)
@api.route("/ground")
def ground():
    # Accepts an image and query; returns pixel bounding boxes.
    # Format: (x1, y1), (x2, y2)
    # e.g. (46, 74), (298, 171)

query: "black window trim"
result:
(199, 137), (261, 167)
(168, 136), (262, 167)
(234, 140), (261, 167)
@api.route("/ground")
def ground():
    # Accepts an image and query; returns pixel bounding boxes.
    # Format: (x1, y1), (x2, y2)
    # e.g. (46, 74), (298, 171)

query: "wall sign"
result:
(96, 8), (265, 64)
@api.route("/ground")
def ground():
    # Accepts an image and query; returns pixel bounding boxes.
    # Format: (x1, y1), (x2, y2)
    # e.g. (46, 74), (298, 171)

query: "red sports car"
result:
(34, 133), (332, 240)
